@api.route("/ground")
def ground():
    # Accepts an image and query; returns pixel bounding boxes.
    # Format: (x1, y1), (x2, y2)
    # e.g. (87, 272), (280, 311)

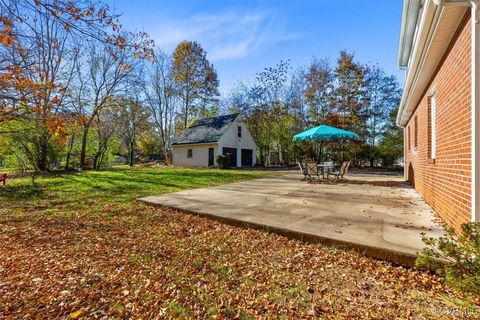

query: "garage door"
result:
(222, 147), (237, 168)
(241, 149), (253, 167)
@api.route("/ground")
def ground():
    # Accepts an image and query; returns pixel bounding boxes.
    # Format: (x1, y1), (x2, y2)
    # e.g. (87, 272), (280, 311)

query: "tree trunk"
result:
(38, 144), (48, 172)
(264, 147), (270, 166)
(93, 156), (98, 170)
(79, 123), (90, 169)
(162, 145), (170, 165)
(65, 132), (75, 170)
(93, 136), (103, 170)
(93, 150), (99, 170)
(183, 93), (190, 129)
(278, 142), (283, 164)
(129, 140), (135, 166)
(259, 147), (265, 166)
(37, 131), (49, 172)
(94, 142), (107, 170)
(98, 147), (106, 169)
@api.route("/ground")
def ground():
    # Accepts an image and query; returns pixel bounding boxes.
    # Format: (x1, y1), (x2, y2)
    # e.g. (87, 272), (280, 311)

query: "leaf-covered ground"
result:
(1, 167), (479, 319)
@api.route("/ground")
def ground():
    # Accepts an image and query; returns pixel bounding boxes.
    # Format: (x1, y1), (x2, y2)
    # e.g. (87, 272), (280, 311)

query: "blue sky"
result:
(109, 0), (404, 94)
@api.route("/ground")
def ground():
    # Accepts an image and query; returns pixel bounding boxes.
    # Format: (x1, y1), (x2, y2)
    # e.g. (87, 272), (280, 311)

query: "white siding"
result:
(172, 116), (257, 168)
(218, 119), (257, 167)
(172, 144), (218, 167)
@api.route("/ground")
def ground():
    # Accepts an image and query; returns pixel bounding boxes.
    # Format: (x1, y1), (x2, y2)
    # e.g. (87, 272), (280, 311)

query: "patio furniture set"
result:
(298, 160), (351, 182)
(293, 124), (356, 183)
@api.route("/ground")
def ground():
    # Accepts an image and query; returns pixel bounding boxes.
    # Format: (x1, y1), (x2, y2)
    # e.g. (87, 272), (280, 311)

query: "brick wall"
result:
(404, 15), (472, 231)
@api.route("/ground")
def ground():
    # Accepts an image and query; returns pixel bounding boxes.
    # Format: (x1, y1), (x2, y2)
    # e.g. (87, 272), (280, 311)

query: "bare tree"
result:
(144, 49), (177, 164)
(116, 96), (149, 166)
(92, 100), (122, 170)
(286, 67), (308, 126)
(73, 39), (132, 169)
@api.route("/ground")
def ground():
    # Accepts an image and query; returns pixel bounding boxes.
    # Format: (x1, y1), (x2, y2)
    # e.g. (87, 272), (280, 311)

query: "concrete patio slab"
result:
(139, 173), (444, 266)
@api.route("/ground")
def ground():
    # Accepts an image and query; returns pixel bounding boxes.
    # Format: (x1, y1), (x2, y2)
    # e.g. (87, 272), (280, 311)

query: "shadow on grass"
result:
(0, 182), (46, 202)
(1, 167), (267, 210)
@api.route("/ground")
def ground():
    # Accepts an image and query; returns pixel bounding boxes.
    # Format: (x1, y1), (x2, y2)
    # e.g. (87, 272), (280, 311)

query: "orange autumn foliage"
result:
(0, 0), (154, 143)
(0, 16), (14, 46)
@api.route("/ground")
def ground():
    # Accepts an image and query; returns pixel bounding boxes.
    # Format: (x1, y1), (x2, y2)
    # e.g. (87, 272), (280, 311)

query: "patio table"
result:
(318, 163), (335, 179)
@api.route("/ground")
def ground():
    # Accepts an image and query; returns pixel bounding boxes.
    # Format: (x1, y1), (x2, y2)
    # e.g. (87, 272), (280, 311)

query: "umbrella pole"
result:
(321, 141), (323, 163)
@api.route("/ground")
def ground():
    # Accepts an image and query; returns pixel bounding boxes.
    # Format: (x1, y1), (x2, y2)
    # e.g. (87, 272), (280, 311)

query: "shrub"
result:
(216, 155), (228, 169)
(416, 222), (480, 295)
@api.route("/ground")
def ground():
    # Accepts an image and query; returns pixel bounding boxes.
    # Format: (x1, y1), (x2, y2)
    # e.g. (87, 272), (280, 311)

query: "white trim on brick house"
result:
(470, 0), (479, 222)
(398, 0), (479, 227)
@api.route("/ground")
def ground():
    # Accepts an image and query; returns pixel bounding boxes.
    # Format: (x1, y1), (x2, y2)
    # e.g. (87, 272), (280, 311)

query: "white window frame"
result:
(430, 93), (437, 160)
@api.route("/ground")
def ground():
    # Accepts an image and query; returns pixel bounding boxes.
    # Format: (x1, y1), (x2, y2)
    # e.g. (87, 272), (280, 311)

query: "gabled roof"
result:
(172, 113), (240, 145)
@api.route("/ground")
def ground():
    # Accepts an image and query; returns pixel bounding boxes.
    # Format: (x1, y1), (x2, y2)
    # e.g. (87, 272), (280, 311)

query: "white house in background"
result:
(172, 113), (257, 168)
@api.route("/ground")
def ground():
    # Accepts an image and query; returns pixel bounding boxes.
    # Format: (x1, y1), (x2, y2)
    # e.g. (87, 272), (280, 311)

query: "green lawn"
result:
(1, 166), (271, 216)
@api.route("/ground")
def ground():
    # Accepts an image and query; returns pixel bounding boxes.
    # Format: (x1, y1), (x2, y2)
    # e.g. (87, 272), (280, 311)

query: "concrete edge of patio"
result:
(138, 200), (420, 267)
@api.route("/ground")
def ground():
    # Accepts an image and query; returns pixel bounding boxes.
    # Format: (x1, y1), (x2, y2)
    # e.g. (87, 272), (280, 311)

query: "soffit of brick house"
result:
(398, 4), (469, 127)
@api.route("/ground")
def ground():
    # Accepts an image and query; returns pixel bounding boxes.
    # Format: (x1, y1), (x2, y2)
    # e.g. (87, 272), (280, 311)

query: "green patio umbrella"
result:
(293, 125), (358, 161)
(293, 125), (358, 142)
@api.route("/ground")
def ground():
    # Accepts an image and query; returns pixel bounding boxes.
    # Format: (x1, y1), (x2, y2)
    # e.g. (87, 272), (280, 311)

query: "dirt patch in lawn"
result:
(1, 203), (478, 319)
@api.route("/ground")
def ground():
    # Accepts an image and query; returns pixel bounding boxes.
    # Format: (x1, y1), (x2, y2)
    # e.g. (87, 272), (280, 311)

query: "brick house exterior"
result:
(397, 0), (479, 231)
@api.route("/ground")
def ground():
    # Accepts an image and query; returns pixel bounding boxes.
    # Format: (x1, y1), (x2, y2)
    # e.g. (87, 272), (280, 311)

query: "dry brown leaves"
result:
(0, 203), (477, 319)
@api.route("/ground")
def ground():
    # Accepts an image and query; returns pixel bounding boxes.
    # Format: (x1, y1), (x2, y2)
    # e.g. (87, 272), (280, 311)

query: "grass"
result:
(0, 165), (271, 216)
(1, 166), (479, 319)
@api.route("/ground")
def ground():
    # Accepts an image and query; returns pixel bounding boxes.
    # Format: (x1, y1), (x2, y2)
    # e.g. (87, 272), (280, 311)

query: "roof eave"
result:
(172, 141), (219, 146)
(397, 0), (469, 127)
(398, 0), (422, 69)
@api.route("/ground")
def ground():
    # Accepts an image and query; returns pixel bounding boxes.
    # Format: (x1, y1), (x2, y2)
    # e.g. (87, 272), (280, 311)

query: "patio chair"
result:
(305, 161), (321, 182)
(297, 160), (308, 180)
(328, 161), (350, 181)
(344, 161), (351, 176)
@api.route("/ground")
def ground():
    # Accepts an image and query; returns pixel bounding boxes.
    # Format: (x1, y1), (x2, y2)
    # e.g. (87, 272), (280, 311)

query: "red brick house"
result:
(397, 0), (479, 231)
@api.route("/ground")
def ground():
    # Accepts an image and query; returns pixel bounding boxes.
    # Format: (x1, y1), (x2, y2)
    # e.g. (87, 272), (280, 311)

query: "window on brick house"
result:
(414, 116), (418, 150)
(428, 94), (437, 159)
(407, 126), (411, 152)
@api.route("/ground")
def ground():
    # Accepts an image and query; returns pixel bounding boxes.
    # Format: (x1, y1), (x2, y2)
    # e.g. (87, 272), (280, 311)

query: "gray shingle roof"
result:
(172, 113), (239, 145)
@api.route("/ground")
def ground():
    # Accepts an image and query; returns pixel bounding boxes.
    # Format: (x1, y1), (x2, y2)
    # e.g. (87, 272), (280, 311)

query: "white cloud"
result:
(152, 10), (301, 61)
